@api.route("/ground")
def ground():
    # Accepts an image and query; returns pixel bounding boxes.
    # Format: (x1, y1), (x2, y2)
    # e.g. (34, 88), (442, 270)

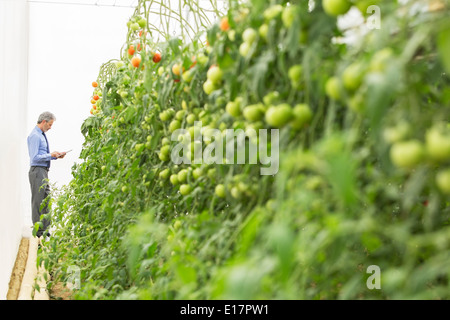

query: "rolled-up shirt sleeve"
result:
(28, 134), (52, 163)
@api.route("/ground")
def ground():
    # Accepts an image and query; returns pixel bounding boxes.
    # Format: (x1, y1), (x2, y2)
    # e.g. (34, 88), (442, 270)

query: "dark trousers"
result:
(29, 166), (51, 237)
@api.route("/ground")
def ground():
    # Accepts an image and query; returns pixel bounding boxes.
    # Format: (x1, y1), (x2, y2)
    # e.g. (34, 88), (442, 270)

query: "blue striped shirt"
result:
(27, 126), (57, 167)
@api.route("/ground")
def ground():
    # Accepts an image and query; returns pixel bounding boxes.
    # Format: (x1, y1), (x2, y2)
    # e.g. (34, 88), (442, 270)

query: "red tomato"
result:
(153, 52), (161, 63)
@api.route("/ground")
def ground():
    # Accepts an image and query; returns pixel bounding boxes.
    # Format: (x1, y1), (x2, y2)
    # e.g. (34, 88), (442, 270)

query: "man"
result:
(27, 111), (66, 238)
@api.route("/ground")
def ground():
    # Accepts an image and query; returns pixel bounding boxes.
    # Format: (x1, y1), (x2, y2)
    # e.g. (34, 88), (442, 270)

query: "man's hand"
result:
(51, 151), (60, 158)
(58, 152), (66, 159)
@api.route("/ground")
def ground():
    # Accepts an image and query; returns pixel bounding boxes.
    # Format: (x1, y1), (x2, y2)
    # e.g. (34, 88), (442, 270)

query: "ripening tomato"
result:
(172, 63), (182, 76)
(220, 16), (230, 31)
(93, 95), (99, 101)
(92, 81), (98, 88)
(131, 56), (141, 68)
(128, 45), (135, 56)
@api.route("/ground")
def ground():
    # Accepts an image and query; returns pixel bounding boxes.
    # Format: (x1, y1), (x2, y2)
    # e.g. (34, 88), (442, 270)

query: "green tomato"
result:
(192, 167), (203, 180)
(138, 18), (146, 28)
(159, 111), (170, 122)
(177, 169), (188, 183)
(170, 174), (179, 185)
(215, 184), (226, 198)
(179, 184), (192, 196)
(161, 137), (170, 146)
(242, 28), (257, 44)
(325, 76), (342, 100)
(425, 126), (450, 162)
(282, 5), (297, 28)
(226, 100), (241, 117)
(176, 110), (186, 120)
(230, 186), (241, 199)
(259, 23), (269, 40)
(322, 0), (352, 16)
(159, 168), (170, 180)
(135, 143), (145, 153)
(182, 69), (194, 82)
(207, 66), (223, 83)
(436, 169), (450, 194)
(288, 65), (303, 87)
(265, 104), (293, 128)
(169, 119), (181, 133)
(174, 220), (182, 230)
(382, 122), (411, 144)
(188, 126), (201, 139)
(390, 140), (425, 169)
(239, 42), (251, 58)
(207, 168), (216, 180)
(263, 91), (280, 106)
(121, 186), (128, 193)
(227, 30), (236, 41)
(263, 4), (283, 20)
(342, 62), (365, 91)
(130, 22), (140, 31)
(203, 79), (216, 95)
(243, 104), (264, 122)
(370, 48), (394, 72)
(160, 145), (170, 156)
(292, 103), (312, 129)
(186, 113), (196, 125)
(196, 53), (208, 66)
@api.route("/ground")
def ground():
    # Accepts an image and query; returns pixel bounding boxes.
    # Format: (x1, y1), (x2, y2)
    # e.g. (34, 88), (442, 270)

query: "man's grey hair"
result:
(37, 111), (56, 124)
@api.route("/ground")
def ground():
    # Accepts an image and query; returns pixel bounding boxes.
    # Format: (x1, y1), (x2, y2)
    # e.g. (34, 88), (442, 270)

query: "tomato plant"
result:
(39, 0), (450, 301)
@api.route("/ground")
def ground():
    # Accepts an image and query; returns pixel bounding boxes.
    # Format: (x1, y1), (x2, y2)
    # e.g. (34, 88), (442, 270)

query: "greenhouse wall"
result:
(0, 0), (29, 300)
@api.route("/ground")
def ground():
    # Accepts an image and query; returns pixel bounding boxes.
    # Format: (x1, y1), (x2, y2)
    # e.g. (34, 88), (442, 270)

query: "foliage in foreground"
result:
(38, 0), (450, 299)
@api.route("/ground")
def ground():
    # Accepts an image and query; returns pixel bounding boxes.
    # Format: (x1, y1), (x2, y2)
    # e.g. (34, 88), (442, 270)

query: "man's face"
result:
(42, 119), (54, 132)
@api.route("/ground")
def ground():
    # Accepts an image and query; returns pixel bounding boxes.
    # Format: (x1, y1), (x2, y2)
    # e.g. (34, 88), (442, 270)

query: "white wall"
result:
(0, 0), (29, 300)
